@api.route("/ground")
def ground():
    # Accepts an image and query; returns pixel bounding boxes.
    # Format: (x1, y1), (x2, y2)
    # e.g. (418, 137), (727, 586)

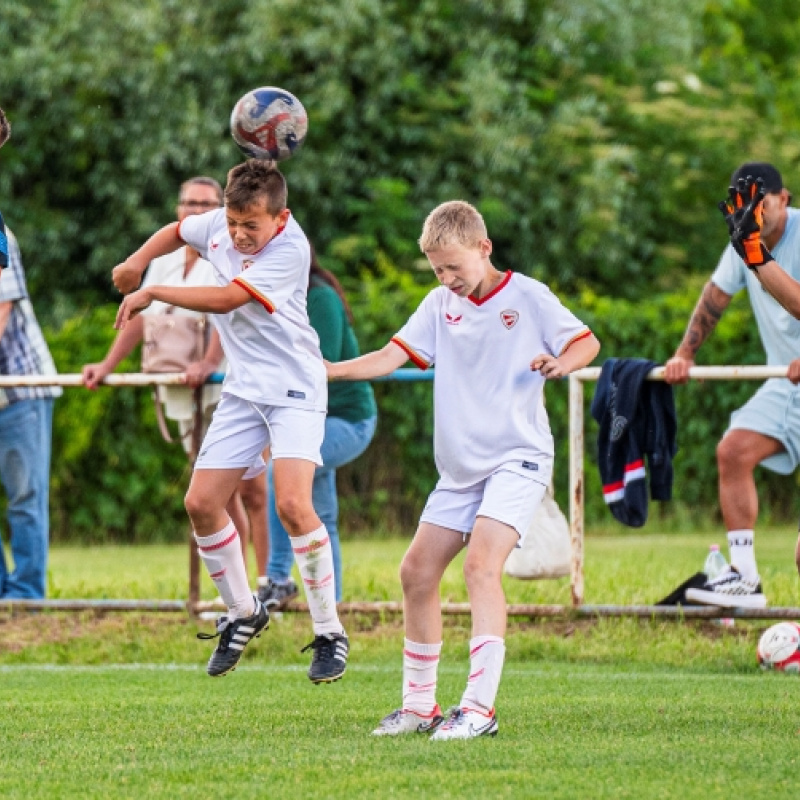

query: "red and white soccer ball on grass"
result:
(230, 87), (308, 161)
(757, 622), (800, 672)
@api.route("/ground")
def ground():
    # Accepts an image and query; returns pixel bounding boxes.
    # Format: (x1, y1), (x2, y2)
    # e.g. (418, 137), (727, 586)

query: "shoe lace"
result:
(441, 707), (464, 729)
(196, 616), (233, 649)
(300, 634), (335, 660)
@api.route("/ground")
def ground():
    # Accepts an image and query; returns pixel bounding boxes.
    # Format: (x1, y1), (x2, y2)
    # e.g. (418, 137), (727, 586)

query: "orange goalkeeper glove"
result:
(718, 176), (774, 269)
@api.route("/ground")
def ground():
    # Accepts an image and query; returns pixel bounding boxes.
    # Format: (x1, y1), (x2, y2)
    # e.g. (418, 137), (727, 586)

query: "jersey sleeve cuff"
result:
(391, 336), (431, 370)
(233, 277), (276, 313)
(559, 329), (593, 355)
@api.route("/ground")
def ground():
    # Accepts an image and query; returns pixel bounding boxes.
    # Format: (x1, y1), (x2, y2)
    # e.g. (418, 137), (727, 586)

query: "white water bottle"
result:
(703, 544), (728, 579)
(703, 544), (734, 627)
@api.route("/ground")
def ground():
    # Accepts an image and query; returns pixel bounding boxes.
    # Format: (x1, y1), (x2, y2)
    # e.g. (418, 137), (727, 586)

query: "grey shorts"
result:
(728, 378), (800, 475)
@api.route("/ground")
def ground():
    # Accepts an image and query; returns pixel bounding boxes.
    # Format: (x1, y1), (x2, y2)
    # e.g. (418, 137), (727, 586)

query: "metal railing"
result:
(1, 364), (796, 621)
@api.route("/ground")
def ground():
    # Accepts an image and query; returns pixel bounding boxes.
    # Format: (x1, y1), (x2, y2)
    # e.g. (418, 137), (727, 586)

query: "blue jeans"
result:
(0, 397), (54, 598)
(267, 415), (377, 602)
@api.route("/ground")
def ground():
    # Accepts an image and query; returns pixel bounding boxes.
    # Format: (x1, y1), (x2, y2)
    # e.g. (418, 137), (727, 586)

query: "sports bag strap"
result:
(152, 388), (174, 443)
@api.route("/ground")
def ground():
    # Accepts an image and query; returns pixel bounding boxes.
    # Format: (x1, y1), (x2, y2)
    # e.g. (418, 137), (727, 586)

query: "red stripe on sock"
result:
(404, 650), (440, 662)
(303, 573), (333, 589)
(198, 530), (239, 552)
(292, 536), (330, 555)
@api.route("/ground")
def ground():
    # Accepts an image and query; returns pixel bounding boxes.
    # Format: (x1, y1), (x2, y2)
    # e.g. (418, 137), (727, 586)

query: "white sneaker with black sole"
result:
(430, 706), (498, 741)
(685, 565), (767, 609)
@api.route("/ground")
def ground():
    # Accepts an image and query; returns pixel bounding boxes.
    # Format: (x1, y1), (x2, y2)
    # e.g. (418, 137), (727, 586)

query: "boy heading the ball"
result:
(113, 159), (348, 682)
(327, 200), (600, 739)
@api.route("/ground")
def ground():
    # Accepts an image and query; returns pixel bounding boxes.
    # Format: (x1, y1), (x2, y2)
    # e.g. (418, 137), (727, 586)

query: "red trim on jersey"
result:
(559, 328), (593, 355)
(468, 270), (513, 306)
(391, 337), (431, 370)
(176, 219), (187, 243)
(233, 277), (276, 313)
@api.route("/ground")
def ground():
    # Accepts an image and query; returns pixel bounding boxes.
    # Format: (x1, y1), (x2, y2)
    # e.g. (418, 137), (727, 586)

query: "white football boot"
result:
(372, 706), (445, 736)
(430, 706), (498, 741)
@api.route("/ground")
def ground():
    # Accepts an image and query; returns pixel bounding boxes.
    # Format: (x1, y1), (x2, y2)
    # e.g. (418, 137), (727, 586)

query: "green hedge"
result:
(44, 268), (800, 542)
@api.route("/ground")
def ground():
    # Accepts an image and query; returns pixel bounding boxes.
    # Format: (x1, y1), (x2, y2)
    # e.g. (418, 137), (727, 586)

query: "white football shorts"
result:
(194, 392), (324, 479)
(728, 378), (800, 475)
(420, 468), (547, 541)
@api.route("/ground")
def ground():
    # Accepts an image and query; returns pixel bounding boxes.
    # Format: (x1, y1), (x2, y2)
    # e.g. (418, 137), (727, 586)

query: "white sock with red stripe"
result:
(460, 635), (505, 714)
(194, 521), (255, 620)
(402, 638), (442, 716)
(292, 525), (343, 635)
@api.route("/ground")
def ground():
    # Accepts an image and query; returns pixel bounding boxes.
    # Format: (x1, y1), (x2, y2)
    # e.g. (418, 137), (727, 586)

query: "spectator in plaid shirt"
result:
(0, 108), (8, 271)
(0, 108), (62, 598)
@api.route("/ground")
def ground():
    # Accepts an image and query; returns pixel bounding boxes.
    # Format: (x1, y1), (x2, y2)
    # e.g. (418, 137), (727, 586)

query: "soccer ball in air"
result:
(230, 87), (308, 161)
(756, 622), (800, 672)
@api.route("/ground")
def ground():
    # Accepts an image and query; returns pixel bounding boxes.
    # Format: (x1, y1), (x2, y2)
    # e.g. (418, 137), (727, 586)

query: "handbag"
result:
(142, 307), (207, 373)
(142, 307), (208, 442)
(504, 483), (572, 580)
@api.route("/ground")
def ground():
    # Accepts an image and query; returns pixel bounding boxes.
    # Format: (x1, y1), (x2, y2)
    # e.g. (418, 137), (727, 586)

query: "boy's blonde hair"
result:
(0, 107), (10, 149)
(418, 200), (487, 253)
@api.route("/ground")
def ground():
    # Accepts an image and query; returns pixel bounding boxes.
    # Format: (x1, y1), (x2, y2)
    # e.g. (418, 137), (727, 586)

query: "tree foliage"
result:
(4, 1), (800, 537)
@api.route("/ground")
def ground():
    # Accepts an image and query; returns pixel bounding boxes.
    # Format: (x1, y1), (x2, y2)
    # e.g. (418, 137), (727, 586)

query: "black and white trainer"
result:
(196, 597), (270, 677)
(301, 632), (349, 683)
(685, 566), (767, 609)
(257, 578), (299, 610)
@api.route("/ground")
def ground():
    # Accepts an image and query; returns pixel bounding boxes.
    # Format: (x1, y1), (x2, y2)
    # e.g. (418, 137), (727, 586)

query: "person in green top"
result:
(260, 246), (377, 607)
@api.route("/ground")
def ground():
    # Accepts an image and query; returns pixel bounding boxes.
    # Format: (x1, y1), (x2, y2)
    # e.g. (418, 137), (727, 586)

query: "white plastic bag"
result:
(504, 484), (571, 580)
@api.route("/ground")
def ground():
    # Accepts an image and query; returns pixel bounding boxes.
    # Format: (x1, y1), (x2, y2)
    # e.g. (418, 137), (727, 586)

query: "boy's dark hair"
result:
(0, 107), (10, 149)
(225, 159), (287, 215)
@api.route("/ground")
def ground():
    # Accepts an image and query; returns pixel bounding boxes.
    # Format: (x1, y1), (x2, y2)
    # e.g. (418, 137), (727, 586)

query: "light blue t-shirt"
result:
(712, 207), (800, 366)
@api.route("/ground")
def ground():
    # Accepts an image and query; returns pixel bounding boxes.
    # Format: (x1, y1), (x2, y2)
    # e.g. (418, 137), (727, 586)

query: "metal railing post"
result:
(568, 373), (585, 606)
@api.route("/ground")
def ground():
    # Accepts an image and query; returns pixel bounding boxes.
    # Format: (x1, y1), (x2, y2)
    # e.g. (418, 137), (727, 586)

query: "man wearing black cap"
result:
(665, 162), (800, 609)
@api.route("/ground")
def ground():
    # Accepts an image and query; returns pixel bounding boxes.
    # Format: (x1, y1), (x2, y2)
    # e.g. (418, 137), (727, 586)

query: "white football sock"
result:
(292, 525), (343, 636)
(727, 529), (758, 580)
(460, 635), (506, 714)
(195, 521), (255, 619)
(402, 638), (442, 715)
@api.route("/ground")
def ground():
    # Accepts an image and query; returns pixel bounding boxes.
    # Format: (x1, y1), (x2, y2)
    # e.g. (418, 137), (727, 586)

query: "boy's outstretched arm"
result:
(115, 283), (250, 330)
(327, 341), (409, 381)
(112, 222), (183, 294)
(531, 332), (600, 380)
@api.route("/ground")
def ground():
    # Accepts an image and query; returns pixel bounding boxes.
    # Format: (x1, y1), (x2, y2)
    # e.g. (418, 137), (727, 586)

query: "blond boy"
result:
(327, 200), (599, 739)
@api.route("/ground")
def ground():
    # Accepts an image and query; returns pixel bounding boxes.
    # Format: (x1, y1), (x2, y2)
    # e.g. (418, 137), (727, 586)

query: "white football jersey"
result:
(178, 210), (326, 411)
(392, 271), (591, 490)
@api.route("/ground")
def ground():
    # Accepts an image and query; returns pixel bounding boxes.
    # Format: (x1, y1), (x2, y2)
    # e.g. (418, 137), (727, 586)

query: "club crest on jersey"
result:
(445, 312), (463, 326)
(500, 310), (519, 329)
(210, 240), (219, 251)
(242, 259), (254, 270)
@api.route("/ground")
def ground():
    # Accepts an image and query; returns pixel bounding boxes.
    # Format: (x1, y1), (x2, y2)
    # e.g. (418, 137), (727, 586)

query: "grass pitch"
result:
(1, 528), (800, 798)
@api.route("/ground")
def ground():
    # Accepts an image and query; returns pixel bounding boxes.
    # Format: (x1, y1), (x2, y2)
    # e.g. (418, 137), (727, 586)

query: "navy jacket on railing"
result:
(590, 358), (678, 527)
